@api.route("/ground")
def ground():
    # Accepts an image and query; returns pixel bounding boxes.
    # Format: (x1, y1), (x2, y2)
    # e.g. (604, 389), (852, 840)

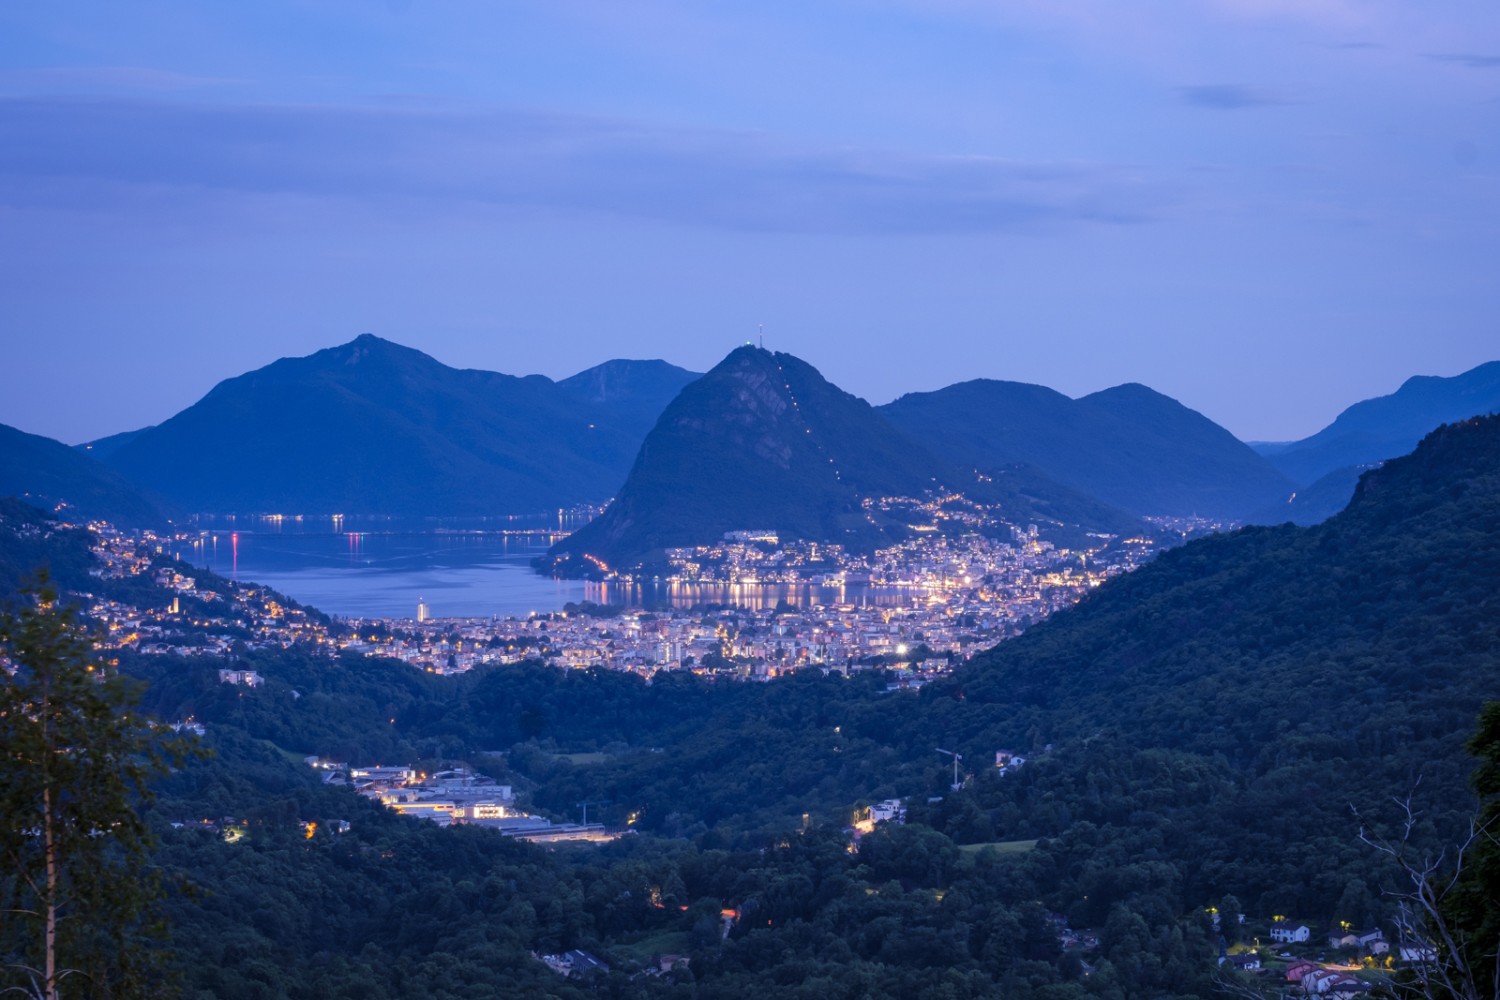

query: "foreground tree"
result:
(1433, 702), (1500, 997)
(1356, 704), (1500, 1000)
(0, 577), (172, 999)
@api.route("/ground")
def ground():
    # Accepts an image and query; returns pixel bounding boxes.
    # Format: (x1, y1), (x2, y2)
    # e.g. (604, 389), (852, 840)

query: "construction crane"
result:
(935, 748), (963, 790)
(577, 799), (611, 825)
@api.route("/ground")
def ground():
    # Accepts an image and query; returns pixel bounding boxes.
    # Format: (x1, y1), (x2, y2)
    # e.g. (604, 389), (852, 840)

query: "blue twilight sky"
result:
(1, 1), (1497, 445)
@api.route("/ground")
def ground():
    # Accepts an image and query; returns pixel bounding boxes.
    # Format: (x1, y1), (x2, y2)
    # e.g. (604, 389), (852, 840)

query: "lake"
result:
(172, 514), (921, 620)
(173, 514), (589, 620)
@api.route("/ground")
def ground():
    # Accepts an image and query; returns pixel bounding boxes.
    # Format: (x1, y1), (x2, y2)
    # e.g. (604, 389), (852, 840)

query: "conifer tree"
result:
(0, 576), (171, 999)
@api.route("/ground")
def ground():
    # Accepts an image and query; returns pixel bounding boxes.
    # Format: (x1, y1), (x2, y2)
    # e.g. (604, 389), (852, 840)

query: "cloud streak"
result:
(1426, 53), (1500, 69)
(1177, 84), (1293, 110)
(0, 66), (242, 91)
(0, 97), (1169, 236)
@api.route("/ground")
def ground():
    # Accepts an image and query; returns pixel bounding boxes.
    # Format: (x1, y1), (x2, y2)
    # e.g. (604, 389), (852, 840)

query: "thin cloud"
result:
(0, 66), (242, 91)
(1426, 53), (1500, 69)
(1177, 84), (1293, 110)
(0, 97), (1172, 236)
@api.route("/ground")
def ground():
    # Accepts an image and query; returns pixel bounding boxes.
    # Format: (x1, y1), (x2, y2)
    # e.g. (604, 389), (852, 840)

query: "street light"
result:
(936, 748), (963, 790)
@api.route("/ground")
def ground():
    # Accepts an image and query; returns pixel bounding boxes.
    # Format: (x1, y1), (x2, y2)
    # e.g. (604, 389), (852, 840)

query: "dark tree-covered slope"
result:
(95, 336), (690, 517)
(880, 378), (1294, 519)
(0, 421), (169, 528)
(953, 414), (1500, 773)
(546, 347), (1138, 574)
(1257, 359), (1500, 485)
(0, 498), (97, 599)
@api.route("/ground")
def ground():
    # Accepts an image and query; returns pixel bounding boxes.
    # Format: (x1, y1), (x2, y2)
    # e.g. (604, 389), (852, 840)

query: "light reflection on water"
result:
(173, 514), (921, 619)
(175, 530), (581, 620)
(589, 581), (924, 613)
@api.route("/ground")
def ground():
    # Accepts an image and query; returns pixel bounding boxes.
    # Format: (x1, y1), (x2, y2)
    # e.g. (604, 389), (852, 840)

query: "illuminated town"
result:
(77, 506), (1191, 683)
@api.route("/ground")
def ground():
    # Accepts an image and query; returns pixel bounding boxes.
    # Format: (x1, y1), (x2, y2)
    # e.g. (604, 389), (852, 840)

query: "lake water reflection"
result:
(175, 514), (925, 619)
(175, 514), (587, 619)
(589, 580), (925, 613)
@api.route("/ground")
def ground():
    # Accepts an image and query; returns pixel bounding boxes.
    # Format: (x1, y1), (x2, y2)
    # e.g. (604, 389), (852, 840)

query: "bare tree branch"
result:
(1211, 970), (1282, 999)
(1353, 796), (1500, 1000)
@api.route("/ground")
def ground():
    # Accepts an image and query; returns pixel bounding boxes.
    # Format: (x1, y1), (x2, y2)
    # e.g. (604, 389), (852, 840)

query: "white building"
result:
(1270, 923), (1311, 944)
(217, 669), (264, 687)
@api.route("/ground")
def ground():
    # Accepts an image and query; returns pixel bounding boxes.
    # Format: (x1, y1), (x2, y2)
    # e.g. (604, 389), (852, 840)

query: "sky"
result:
(1, 1), (1498, 445)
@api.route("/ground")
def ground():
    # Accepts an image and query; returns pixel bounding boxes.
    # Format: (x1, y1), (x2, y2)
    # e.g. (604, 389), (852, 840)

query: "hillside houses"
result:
(1327, 927), (1386, 953)
(327, 761), (618, 843)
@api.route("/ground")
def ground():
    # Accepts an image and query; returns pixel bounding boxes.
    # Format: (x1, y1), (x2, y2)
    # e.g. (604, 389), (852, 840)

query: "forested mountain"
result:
(880, 379), (1294, 520)
(546, 346), (948, 573)
(0, 421), (168, 528)
(953, 412), (1500, 767)
(92, 336), (694, 517)
(545, 346), (1139, 575)
(1255, 359), (1500, 485)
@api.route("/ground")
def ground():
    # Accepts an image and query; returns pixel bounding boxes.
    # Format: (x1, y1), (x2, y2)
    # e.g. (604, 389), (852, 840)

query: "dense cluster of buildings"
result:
(73, 510), (1173, 684)
(342, 524), (1161, 679)
(308, 759), (617, 843)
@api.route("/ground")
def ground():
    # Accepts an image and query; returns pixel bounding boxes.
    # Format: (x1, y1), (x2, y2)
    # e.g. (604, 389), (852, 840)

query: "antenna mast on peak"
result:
(759, 324), (764, 350)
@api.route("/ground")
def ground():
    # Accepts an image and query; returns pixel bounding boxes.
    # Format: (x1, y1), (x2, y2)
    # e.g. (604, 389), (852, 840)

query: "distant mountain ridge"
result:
(546, 346), (1143, 575)
(879, 378), (1295, 520)
(93, 335), (699, 517)
(71, 333), (1476, 536)
(80, 427), (148, 460)
(0, 421), (168, 528)
(1255, 360), (1500, 486)
(556, 358), (708, 444)
(559, 358), (696, 406)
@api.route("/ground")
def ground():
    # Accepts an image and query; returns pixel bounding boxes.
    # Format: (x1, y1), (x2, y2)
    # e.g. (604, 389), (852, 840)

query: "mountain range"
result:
(1243, 360), (1500, 525)
(547, 346), (1152, 574)
(879, 379), (1295, 519)
(549, 348), (1347, 574)
(88, 335), (699, 517)
(6, 334), (1497, 553)
(1255, 360), (1500, 483)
